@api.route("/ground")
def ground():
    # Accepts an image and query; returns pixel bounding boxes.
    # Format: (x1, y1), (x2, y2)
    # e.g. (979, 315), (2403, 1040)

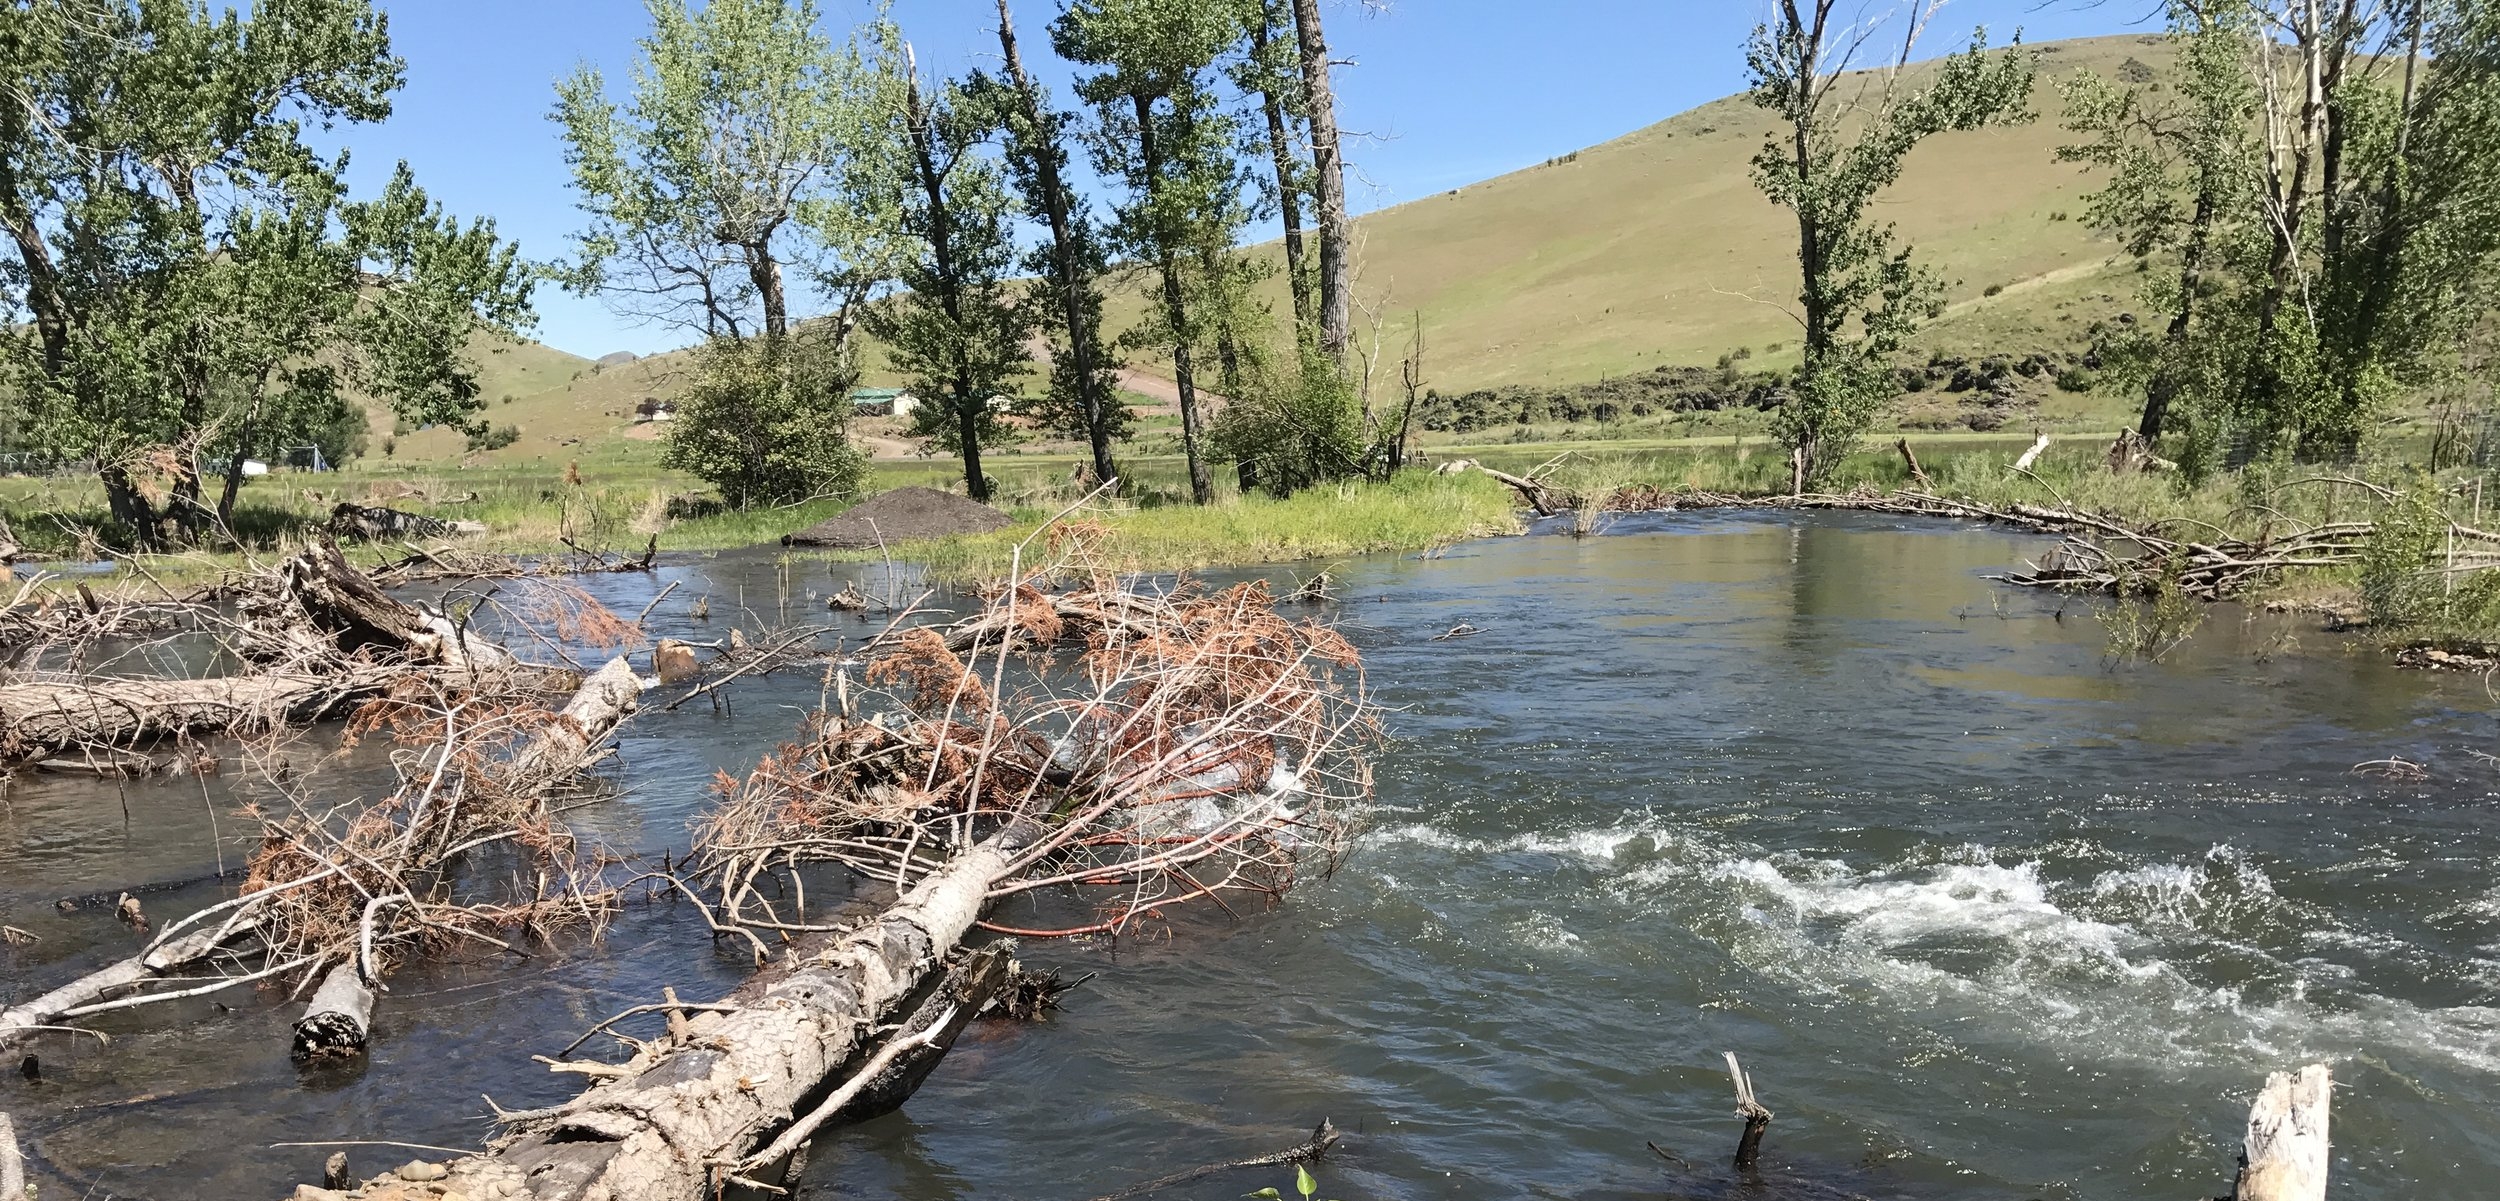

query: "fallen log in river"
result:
(0, 655), (647, 1056)
(300, 568), (1380, 1200)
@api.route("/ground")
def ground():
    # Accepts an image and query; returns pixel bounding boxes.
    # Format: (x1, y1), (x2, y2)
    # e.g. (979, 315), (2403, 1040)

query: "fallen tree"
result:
(0, 657), (647, 1056)
(309, 566), (1379, 1200)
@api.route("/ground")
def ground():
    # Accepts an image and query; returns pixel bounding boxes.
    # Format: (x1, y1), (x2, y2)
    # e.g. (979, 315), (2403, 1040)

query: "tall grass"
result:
(799, 473), (1522, 581)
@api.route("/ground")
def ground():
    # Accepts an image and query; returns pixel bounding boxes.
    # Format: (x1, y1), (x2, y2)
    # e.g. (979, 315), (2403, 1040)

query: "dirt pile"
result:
(779, 486), (1014, 548)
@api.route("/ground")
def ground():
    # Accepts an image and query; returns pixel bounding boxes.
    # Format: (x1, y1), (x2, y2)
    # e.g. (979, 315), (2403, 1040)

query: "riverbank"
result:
(7, 433), (2492, 662)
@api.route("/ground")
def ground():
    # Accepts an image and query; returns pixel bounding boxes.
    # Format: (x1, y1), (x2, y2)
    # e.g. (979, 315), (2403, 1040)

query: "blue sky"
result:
(358, 0), (2157, 359)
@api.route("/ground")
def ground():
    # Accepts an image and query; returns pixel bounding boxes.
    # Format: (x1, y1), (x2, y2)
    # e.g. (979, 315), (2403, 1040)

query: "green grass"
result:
(796, 472), (1523, 581)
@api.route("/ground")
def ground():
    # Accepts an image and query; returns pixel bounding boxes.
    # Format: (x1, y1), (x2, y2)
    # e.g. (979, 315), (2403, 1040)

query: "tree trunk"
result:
(217, 411), (260, 536)
(2143, 187), (2216, 443)
(361, 827), (1026, 1201)
(0, 1109), (24, 1201)
(0, 668), (398, 766)
(996, 0), (1119, 490)
(257, 537), (516, 672)
(1252, 5), (1313, 335)
(747, 239), (788, 341)
(1134, 92), (1215, 505)
(901, 67), (990, 503)
(100, 464), (168, 549)
(2235, 1064), (2331, 1201)
(1291, 0), (1351, 364)
(291, 963), (376, 1060)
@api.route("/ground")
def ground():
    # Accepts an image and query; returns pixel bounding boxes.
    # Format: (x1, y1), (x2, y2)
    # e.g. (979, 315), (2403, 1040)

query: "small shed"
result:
(634, 397), (676, 423)
(852, 388), (916, 417)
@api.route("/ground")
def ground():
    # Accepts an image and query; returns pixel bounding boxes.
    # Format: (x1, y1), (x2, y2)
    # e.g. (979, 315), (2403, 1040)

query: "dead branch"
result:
(0, 1110), (22, 1201)
(0, 658), (646, 1055)
(1079, 1119), (1341, 1201)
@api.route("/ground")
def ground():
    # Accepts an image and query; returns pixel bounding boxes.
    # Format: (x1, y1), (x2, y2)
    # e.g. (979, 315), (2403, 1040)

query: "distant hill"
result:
(1129, 33), (2163, 390)
(413, 34), (2168, 463)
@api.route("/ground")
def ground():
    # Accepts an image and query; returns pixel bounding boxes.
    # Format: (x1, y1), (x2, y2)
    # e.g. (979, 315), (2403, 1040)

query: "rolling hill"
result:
(418, 34), (2165, 464)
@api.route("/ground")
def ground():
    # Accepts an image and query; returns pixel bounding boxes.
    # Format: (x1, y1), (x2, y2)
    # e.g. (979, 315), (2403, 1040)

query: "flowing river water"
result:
(4, 508), (2498, 1200)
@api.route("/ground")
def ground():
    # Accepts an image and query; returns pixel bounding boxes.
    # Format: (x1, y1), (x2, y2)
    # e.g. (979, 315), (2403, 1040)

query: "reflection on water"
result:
(5, 510), (2498, 1200)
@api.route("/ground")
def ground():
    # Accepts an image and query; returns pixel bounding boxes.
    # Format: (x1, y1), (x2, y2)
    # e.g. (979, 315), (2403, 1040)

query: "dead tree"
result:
(319, 562), (1379, 1201)
(1725, 1052), (1772, 1171)
(2234, 1065), (2331, 1201)
(0, 668), (396, 766)
(0, 658), (647, 1056)
(0, 1110), (22, 1201)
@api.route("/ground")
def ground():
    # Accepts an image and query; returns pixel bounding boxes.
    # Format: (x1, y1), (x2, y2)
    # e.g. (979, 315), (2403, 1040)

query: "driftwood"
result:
(815, 943), (1013, 1128)
(0, 658), (645, 1055)
(0, 668), (395, 765)
(1080, 1119), (1340, 1201)
(1726, 1052), (1772, 1171)
(248, 537), (513, 671)
(2012, 433), (2053, 472)
(291, 965), (377, 1060)
(352, 828), (1026, 1201)
(2234, 1065), (2330, 1201)
(1658, 487), (2500, 602)
(0, 1110), (22, 1200)
(1894, 438), (1931, 489)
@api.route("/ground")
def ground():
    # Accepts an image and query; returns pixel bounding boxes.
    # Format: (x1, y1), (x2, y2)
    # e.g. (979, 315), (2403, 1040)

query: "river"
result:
(3, 508), (2496, 1199)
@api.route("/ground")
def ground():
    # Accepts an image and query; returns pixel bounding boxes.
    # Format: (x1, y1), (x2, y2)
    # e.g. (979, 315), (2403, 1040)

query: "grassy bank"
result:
(798, 472), (1521, 580)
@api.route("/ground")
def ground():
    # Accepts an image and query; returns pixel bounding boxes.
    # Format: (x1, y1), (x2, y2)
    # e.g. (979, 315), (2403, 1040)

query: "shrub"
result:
(467, 423), (520, 451)
(2360, 482), (2448, 629)
(663, 331), (867, 508)
(1983, 283), (2005, 297)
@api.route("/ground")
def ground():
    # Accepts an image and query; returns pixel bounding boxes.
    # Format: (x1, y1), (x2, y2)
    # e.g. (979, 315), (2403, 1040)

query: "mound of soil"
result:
(780, 486), (1014, 548)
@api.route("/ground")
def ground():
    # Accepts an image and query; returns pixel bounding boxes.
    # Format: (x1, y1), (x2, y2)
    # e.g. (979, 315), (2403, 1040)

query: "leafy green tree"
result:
(0, 0), (532, 545)
(1054, 0), (1253, 505)
(2058, 2), (2257, 445)
(1745, 3), (2031, 488)
(982, 0), (1127, 488)
(551, 0), (891, 341)
(661, 328), (866, 507)
(861, 57), (1031, 503)
(2059, 2), (2500, 471)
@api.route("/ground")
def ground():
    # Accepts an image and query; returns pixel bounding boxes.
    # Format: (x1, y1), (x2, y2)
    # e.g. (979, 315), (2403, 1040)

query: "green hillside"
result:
(435, 34), (2170, 464)
(1296, 35), (2156, 388)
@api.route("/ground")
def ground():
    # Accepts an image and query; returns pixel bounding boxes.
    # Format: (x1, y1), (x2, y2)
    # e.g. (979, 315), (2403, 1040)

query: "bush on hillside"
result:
(467, 423), (520, 451)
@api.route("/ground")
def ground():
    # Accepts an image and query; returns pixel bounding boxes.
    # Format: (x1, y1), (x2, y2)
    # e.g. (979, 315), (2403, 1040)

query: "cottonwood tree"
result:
(557, 0), (899, 507)
(2059, 1), (2500, 473)
(1746, 3), (2032, 488)
(0, 0), (532, 545)
(983, 0), (1127, 488)
(1239, 0), (1314, 334)
(1055, 0), (1255, 505)
(2059, 2), (2258, 447)
(861, 56), (1032, 503)
(1288, 0), (1352, 363)
(551, 0), (887, 341)
(2286, 0), (2500, 460)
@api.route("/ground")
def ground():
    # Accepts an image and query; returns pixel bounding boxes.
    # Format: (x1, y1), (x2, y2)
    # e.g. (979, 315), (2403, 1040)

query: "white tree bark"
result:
(342, 830), (1022, 1201)
(0, 1110), (26, 1200)
(291, 964), (378, 1060)
(2236, 1064), (2331, 1201)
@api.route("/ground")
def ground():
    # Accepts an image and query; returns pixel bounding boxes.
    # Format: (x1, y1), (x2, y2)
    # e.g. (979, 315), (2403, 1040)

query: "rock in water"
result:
(779, 487), (1013, 549)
